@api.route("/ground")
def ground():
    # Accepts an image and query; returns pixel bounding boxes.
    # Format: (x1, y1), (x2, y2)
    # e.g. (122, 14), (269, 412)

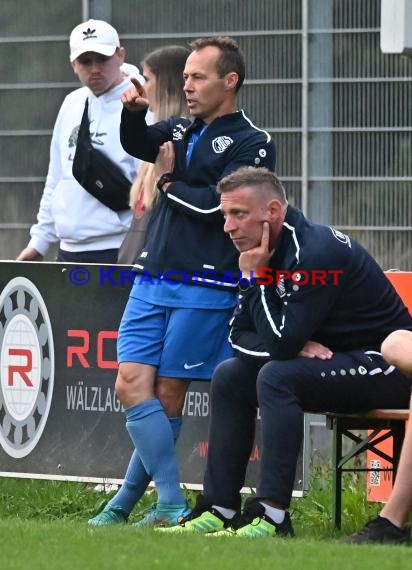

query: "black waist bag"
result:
(72, 99), (131, 211)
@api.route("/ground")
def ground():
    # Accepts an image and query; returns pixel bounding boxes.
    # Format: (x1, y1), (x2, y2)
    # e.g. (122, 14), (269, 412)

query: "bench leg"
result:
(332, 418), (343, 529)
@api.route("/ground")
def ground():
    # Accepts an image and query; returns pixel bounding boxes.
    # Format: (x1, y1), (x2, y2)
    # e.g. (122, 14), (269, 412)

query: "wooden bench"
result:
(324, 409), (409, 529)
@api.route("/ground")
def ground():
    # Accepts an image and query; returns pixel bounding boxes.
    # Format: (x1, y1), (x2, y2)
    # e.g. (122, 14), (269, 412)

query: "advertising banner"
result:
(0, 261), (305, 494)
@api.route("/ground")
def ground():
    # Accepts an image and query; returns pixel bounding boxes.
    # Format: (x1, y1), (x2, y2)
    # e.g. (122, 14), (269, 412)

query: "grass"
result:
(0, 519), (410, 570)
(0, 468), (410, 570)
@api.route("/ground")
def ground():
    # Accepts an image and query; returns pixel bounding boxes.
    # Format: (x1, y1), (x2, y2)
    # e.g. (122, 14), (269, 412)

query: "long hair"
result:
(130, 45), (189, 211)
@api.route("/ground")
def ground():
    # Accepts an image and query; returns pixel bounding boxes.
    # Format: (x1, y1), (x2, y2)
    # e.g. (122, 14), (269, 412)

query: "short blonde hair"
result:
(217, 167), (287, 204)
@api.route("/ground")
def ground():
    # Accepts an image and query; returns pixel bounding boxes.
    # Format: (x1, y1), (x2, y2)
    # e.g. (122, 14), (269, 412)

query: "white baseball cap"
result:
(69, 19), (120, 62)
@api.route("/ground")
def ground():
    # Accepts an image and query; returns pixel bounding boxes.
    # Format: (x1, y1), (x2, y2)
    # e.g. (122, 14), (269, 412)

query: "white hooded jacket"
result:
(29, 64), (143, 254)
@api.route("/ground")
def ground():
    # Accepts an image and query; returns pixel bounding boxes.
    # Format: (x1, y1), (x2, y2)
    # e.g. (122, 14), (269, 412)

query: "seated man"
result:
(343, 329), (412, 545)
(163, 167), (412, 538)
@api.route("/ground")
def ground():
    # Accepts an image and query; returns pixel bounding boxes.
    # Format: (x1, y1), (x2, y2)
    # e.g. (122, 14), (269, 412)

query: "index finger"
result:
(261, 221), (270, 250)
(130, 77), (144, 94)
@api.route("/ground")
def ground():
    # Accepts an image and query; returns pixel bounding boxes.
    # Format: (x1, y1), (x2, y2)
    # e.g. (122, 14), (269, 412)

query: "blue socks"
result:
(108, 415), (183, 513)
(109, 399), (184, 512)
(169, 416), (183, 441)
(107, 449), (151, 515)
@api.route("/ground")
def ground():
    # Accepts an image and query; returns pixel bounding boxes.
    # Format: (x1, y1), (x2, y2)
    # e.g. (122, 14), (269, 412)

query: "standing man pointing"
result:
(90, 37), (276, 528)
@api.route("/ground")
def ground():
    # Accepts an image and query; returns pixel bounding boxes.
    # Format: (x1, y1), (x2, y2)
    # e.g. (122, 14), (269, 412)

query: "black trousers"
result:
(203, 351), (412, 510)
(57, 248), (119, 264)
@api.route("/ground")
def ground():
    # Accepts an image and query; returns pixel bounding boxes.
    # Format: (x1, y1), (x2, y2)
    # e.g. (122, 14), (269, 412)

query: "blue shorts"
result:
(117, 296), (235, 379)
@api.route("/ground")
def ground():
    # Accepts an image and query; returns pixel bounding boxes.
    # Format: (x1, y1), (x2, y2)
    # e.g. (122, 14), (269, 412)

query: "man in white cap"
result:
(17, 19), (142, 263)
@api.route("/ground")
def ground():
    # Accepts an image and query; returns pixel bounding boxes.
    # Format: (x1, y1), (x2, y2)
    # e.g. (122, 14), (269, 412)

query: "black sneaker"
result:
(231, 497), (294, 538)
(342, 516), (411, 545)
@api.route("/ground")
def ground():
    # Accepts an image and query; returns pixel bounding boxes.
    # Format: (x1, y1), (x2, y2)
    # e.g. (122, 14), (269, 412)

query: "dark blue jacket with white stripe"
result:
(120, 108), (276, 289)
(230, 206), (412, 360)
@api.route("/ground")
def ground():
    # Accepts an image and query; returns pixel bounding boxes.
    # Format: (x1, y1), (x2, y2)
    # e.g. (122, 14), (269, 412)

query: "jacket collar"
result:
(185, 111), (243, 136)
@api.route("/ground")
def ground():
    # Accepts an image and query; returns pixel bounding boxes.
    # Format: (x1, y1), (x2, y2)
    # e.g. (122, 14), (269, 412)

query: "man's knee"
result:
(115, 362), (155, 406)
(381, 330), (412, 375)
(211, 357), (260, 410)
(116, 362), (137, 390)
(211, 357), (243, 396)
(257, 360), (299, 399)
(156, 378), (188, 417)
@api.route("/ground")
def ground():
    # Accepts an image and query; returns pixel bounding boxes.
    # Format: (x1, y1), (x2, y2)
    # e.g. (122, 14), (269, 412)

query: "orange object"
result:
(385, 272), (412, 312)
(367, 430), (396, 501)
(367, 272), (412, 502)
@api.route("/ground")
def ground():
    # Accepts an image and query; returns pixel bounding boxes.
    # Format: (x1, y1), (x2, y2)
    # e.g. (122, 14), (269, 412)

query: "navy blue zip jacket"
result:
(120, 108), (276, 289)
(230, 206), (412, 360)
